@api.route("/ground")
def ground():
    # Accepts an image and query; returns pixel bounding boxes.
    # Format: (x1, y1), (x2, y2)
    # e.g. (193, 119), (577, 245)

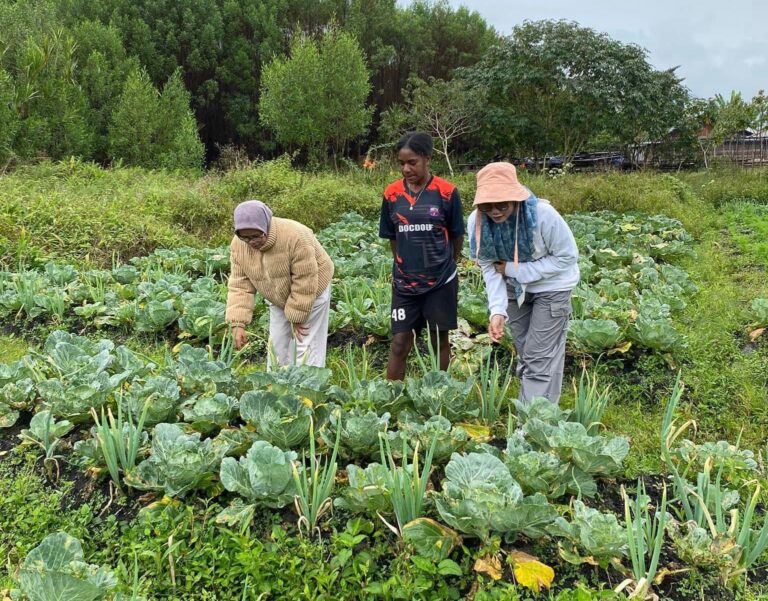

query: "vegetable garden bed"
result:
(1, 209), (766, 601)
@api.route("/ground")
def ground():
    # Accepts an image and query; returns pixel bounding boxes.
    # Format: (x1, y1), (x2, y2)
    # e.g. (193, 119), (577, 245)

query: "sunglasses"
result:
(478, 202), (514, 213)
(238, 231), (266, 242)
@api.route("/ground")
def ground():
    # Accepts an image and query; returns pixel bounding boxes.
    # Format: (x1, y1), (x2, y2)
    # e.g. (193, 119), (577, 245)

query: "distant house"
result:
(709, 128), (768, 166)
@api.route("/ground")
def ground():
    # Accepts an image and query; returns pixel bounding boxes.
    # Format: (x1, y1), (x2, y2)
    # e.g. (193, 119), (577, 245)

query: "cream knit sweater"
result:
(225, 217), (334, 326)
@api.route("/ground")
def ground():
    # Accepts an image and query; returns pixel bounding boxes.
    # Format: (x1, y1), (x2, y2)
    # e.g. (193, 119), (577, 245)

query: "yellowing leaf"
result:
(301, 397), (314, 408)
(608, 341), (632, 355)
(749, 328), (765, 341)
(558, 543), (598, 566)
(508, 551), (554, 593)
(474, 555), (503, 580)
(456, 423), (491, 441)
(143, 495), (178, 512)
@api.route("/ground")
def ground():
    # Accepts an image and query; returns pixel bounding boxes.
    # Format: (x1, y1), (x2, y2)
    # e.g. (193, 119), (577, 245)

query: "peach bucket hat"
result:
(473, 162), (529, 206)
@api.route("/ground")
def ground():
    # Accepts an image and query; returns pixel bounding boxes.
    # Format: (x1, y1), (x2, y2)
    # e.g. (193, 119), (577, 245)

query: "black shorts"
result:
(391, 277), (458, 334)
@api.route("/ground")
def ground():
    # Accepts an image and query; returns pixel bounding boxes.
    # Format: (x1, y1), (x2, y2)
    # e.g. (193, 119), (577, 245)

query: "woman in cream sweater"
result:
(225, 200), (334, 367)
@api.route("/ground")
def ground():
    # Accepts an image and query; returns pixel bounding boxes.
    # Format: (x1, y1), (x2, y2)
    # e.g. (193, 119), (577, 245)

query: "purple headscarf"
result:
(233, 200), (273, 234)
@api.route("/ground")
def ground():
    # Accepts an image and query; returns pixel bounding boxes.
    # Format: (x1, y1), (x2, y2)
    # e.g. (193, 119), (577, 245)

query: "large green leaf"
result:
(18, 532), (117, 601)
(219, 440), (297, 508)
(402, 518), (461, 562)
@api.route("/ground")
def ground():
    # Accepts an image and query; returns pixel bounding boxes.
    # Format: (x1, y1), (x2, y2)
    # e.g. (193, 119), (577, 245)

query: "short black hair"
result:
(396, 131), (433, 157)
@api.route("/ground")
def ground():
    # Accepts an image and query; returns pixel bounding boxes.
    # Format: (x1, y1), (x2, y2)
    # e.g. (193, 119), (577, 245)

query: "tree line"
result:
(0, 0), (764, 171)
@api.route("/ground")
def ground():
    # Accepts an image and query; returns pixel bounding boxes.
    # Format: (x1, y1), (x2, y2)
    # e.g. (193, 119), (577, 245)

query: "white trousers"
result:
(268, 285), (331, 368)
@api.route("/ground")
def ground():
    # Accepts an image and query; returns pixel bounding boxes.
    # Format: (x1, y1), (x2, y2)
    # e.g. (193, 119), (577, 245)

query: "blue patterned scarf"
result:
(469, 191), (538, 263)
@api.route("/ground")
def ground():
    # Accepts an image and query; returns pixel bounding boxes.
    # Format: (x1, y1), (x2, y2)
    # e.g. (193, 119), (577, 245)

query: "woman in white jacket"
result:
(468, 162), (580, 404)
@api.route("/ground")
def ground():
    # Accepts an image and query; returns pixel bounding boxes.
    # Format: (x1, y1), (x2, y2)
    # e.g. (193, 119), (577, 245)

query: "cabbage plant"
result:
(435, 452), (557, 543)
(522, 419), (629, 478)
(14, 532), (118, 601)
(320, 406), (390, 460)
(181, 393), (238, 434)
(126, 423), (221, 497)
(0, 360), (35, 428)
(568, 319), (622, 352)
(550, 501), (627, 568)
(121, 376), (181, 426)
(406, 371), (476, 421)
(217, 440), (299, 530)
(239, 389), (316, 449)
(220, 440), (297, 508)
(334, 463), (391, 515)
(393, 414), (470, 464)
(170, 344), (236, 396)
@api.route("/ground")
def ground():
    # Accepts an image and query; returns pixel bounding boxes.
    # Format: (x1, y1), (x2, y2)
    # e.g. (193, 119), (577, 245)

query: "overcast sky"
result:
(420, 0), (766, 100)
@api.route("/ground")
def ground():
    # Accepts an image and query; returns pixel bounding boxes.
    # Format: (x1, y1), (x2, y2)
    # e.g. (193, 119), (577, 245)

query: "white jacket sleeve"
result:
(468, 211), (509, 318)
(480, 260), (510, 318)
(513, 207), (578, 285)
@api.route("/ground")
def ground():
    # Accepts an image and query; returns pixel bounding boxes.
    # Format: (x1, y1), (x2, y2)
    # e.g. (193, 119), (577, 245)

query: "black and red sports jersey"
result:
(379, 175), (465, 295)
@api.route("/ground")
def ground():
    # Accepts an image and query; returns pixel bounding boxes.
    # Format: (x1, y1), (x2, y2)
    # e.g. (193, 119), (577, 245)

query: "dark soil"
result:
(53, 456), (142, 522)
(327, 328), (376, 348)
(1, 320), (30, 339)
(585, 473), (670, 517)
(730, 328), (767, 355)
(0, 409), (31, 456)
(1, 422), (143, 523)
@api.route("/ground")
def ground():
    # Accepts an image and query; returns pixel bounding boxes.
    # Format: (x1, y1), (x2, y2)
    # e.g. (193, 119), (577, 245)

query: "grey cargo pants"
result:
(506, 289), (572, 404)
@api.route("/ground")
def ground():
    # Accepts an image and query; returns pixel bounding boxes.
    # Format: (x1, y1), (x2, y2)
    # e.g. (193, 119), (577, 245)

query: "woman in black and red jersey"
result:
(379, 132), (465, 380)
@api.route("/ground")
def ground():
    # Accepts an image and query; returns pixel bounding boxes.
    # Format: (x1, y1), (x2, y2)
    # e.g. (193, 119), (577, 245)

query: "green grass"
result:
(1, 159), (720, 269)
(0, 451), (474, 599)
(596, 199), (768, 471)
(0, 335), (28, 362)
(725, 201), (768, 262)
(555, 191), (768, 479)
(0, 452), (120, 589)
(677, 208), (768, 449)
(0, 157), (384, 268)
(681, 167), (768, 207)
(0, 161), (204, 268)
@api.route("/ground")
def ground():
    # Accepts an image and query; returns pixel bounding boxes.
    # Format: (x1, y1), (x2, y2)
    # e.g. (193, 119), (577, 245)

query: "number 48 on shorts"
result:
(391, 308), (406, 321)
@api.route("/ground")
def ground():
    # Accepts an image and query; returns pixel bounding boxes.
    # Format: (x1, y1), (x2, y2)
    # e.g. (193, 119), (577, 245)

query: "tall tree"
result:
(752, 90), (768, 133)
(70, 20), (138, 162)
(108, 66), (159, 166)
(54, 0), (495, 157)
(156, 69), (205, 169)
(10, 29), (94, 160)
(108, 66), (203, 169)
(349, 0), (495, 113)
(711, 91), (755, 143)
(381, 76), (481, 175)
(260, 27), (371, 165)
(685, 97), (719, 169)
(462, 20), (688, 164)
